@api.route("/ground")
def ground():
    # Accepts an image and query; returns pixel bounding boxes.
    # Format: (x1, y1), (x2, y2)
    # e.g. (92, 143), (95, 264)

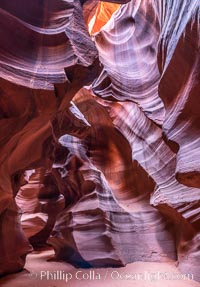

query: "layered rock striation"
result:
(0, 0), (97, 275)
(0, 0), (200, 282)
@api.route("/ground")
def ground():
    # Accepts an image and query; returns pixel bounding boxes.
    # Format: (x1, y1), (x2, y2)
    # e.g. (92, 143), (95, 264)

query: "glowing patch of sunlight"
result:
(88, 2), (121, 35)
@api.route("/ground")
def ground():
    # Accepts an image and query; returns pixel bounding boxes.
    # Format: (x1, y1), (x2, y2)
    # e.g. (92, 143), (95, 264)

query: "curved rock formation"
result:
(16, 168), (65, 246)
(92, 0), (164, 125)
(0, 0), (200, 283)
(157, 0), (200, 188)
(48, 88), (176, 268)
(90, 0), (200, 281)
(0, 0), (98, 276)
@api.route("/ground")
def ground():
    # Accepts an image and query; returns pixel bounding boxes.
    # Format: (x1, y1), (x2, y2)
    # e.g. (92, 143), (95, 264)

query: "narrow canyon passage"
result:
(0, 0), (200, 286)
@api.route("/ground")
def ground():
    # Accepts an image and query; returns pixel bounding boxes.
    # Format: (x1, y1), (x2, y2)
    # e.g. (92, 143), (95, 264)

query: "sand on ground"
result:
(0, 248), (199, 287)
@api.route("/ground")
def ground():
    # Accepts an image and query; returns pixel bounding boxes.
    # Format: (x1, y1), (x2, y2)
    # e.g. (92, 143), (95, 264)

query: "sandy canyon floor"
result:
(0, 248), (199, 287)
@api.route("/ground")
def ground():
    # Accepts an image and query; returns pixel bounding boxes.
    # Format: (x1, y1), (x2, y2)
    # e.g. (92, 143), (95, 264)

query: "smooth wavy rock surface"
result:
(157, 0), (200, 188)
(0, 0), (200, 284)
(92, 0), (165, 125)
(0, 0), (97, 276)
(16, 168), (65, 246)
(48, 88), (176, 268)
(91, 0), (200, 281)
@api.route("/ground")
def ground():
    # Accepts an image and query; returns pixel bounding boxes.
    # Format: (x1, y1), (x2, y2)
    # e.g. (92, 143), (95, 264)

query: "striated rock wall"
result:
(0, 0), (98, 275)
(0, 0), (200, 282)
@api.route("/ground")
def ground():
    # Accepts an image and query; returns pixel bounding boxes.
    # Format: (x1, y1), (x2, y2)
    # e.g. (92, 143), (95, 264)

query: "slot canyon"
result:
(0, 0), (200, 286)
